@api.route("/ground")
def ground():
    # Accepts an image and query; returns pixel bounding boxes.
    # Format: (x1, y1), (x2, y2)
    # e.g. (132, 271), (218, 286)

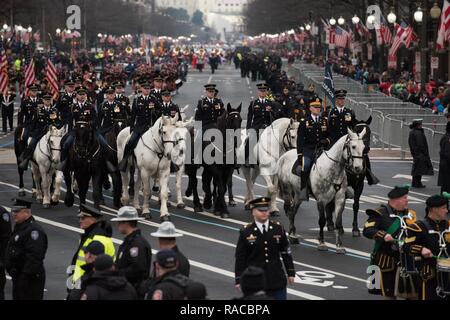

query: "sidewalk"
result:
(370, 148), (412, 160)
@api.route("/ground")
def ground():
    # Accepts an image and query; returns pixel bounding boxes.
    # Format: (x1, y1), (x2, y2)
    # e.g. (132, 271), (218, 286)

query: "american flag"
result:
(335, 26), (349, 48)
(46, 47), (59, 100)
(389, 22), (415, 57)
(24, 46), (35, 97)
(380, 24), (393, 45)
(0, 41), (9, 96)
(356, 21), (371, 39)
(437, 0), (450, 50)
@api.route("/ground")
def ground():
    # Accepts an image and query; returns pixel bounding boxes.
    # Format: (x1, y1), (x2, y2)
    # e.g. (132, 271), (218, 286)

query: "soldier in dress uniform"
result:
(114, 81), (131, 117)
(160, 89), (182, 120)
(5, 198), (48, 300)
(276, 85), (297, 119)
(17, 84), (42, 144)
(96, 86), (128, 151)
(111, 206), (152, 298)
(59, 86), (98, 170)
(56, 79), (76, 126)
(0, 85), (16, 133)
(194, 83), (225, 130)
(118, 82), (162, 172)
(235, 197), (295, 300)
(18, 93), (62, 170)
(363, 185), (418, 298)
(150, 75), (164, 104)
(0, 206), (11, 300)
(403, 195), (450, 300)
(292, 97), (331, 200)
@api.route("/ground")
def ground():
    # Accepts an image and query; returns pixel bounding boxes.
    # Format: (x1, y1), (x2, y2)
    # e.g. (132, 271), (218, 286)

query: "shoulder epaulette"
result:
(366, 208), (383, 216)
(405, 223), (422, 232)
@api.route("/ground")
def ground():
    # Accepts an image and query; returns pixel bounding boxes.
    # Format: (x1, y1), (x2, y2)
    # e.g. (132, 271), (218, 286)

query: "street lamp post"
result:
(414, 4), (427, 89)
(430, 2), (442, 80)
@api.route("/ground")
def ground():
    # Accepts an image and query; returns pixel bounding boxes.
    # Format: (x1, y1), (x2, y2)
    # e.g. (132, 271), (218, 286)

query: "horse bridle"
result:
(39, 129), (62, 167)
(323, 135), (364, 171)
(282, 122), (296, 151)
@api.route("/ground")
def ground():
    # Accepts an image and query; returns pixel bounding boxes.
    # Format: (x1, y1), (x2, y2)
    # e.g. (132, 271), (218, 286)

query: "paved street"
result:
(0, 63), (441, 300)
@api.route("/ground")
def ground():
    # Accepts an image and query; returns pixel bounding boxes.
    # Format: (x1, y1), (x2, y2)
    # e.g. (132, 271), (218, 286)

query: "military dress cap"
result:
(204, 83), (217, 90)
(387, 185), (410, 199)
(84, 240), (105, 255)
(77, 204), (103, 218)
(161, 89), (171, 96)
(425, 195), (449, 208)
(309, 97), (323, 107)
(151, 221), (183, 238)
(111, 206), (144, 222)
(153, 75), (163, 81)
(113, 81), (125, 88)
(141, 82), (151, 89)
(240, 266), (266, 294)
(75, 77), (83, 83)
(11, 198), (32, 212)
(42, 92), (52, 100)
(94, 254), (114, 271)
(335, 89), (348, 99)
(249, 197), (271, 210)
(28, 83), (39, 91)
(156, 249), (178, 268)
(65, 79), (75, 86)
(256, 83), (269, 90)
(105, 86), (115, 94)
(76, 86), (88, 94)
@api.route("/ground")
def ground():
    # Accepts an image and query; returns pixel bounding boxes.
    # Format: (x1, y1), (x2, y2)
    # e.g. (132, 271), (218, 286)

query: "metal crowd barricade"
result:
(288, 61), (445, 164)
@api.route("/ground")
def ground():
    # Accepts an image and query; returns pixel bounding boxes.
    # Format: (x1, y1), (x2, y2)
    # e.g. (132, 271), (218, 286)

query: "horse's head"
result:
(345, 128), (366, 174)
(354, 116), (372, 151)
(47, 125), (66, 162)
(286, 118), (299, 148)
(225, 103), (242, 130)
(159, 116), (178, 160)
(171, 124), (189, 167)
(74, 122), (93, 157)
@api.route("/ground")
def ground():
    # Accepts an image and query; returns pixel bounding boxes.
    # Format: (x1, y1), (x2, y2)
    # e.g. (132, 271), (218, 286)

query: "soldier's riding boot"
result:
(299, 172), (309, 201)
(18, 146), (34, 170)
(118, 144), (132, 172)
(365, 156), (379, 185)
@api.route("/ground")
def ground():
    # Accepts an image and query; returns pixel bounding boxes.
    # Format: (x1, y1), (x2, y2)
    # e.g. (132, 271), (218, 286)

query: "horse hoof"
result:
(338, 228), (345, 235)
(145, 213), (152, 220)
(18, 190), (26, 197)
(317, 243), (328, 251)
(177, 203), (185, 209)
(203, 199), (212, 210)
(244, 204), (250, 211)
(270, 211), (280, 217)
(37, 198), (43, 204)
(43, 203), (51, 209)
(213, 210), (221, 216)
(352, 230), (361, 237)
(221, 213), (229, 219)
(160, 215), (171, 222)
(229, 200), (237, 207)
(51, 200), (59, 206)
(194, 205), (203, 213)
(327, 224), (335, 232)
(336, 247), (346, 255)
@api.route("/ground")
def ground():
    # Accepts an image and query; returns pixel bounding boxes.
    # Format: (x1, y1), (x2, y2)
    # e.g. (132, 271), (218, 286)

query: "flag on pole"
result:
(335, 26), (349, 48)
(46, 47), (59, 100)
(437, 0), (450, 50)
(322, 61), (335, 107)
(24, 45), (35, 97)
(0, 41), (9, 96)
(389, 22), (415, 57)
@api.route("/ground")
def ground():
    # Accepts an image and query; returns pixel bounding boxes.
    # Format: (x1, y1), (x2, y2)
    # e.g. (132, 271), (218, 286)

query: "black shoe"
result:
(160, 215), (171, 222)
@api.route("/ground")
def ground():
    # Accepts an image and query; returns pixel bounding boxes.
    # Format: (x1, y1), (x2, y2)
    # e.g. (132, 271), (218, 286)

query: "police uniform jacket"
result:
(328, 106), (357, 142)
(81, 270), (137, 300)
(246, 98), (275, 130)
(115, 229), (152, 289)
(296, 115), (331, 156)
(161, 101), (182, 120)
(98, 100), (128, 133)
(30, 105), (61, 137)
(194, 97), (225, 129)
(235, 221), (295, 290)
(69, 100), (97, 130)
(18, 97), (41, 128)
(0, 208), (12, 269)
(130, 95), (161, 134)
(145, 270), (190, 300)
(5, 216), (48, 278)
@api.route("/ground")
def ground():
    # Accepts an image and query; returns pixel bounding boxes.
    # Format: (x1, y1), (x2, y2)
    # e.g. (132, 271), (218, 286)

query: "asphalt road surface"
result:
(0, 63), (440, 300)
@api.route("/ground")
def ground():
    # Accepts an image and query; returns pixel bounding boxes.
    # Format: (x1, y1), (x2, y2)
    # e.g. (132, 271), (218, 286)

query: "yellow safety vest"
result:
(72, 234), (115, 284)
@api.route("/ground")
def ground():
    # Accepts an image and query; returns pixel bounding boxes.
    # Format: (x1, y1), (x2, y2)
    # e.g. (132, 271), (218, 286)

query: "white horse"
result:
(277, 128), (366, 252)
(117, 116), (183, 220)
(30, 125), (67, 208)
(237, 117), (299, 214)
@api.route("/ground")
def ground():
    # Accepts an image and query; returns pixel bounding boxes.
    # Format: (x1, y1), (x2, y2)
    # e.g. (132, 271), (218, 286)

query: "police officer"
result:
(114, 81), (131, 117)
(96, 86), (128, 150)
(145, 249), (192, 300)
(0, 85), (16, 133)
(234, 266), (273, 300)
(403, 195), (450, 300)
(69, 204), (115, 291)
(235, 197), (295, 300)
(151, 221), (190, 277)
(150, 75), (164, 104)
(56, 79), (76, 126)
(5, 198), (48, 300)
(18, 93), (62, 170)
(59, 86), (98, 170)
(292, 97), (331, 200)
(0, 206), (11, 300)
(363, 185), (417, 298)
(194, 83), (225, 130)
(17, 84), (41, 144)
(111, 206), (152, 298)
(118, 82), (162, 172)
(161, 89), (182, 120)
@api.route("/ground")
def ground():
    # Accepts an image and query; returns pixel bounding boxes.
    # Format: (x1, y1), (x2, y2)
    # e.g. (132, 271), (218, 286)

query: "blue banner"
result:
(322, 61), (335, 107)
